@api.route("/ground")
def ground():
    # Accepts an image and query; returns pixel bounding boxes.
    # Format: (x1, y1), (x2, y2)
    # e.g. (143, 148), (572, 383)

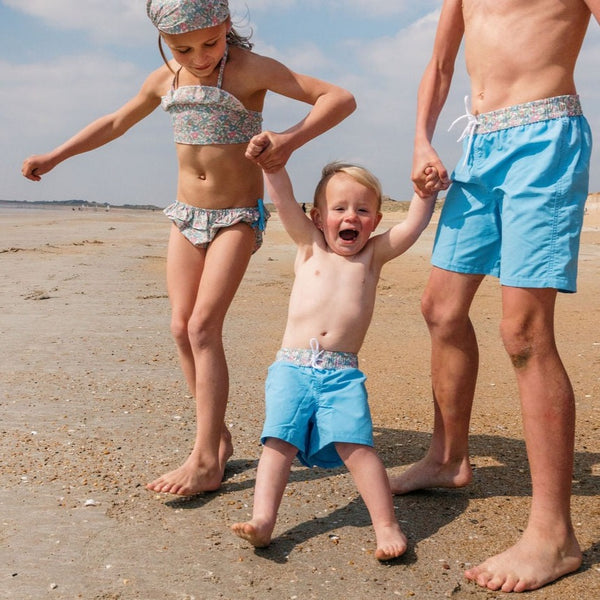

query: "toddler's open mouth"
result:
(339, 229), (358, 241)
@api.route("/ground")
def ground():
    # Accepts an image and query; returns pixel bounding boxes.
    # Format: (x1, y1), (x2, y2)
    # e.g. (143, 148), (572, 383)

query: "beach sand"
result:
(1, 203), (599, 600)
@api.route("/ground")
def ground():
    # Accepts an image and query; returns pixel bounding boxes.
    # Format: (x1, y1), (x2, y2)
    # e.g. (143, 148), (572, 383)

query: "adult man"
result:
(391, 0), (599, 593)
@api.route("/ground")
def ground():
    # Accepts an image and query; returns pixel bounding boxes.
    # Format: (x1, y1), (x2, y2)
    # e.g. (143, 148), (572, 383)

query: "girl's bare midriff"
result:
(175, 142), (264, 208)
(462, 0), (591, 114)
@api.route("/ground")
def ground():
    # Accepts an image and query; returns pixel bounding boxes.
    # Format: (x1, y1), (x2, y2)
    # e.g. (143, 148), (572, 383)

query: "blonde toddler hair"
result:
(313, 162), (382, 210)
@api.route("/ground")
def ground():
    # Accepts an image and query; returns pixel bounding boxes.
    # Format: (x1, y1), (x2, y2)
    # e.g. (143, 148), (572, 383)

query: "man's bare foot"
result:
(464, 528), (582, 592)
(374, 523), (408, 561)
(389, 456), (472, 495)
(231, 520), (273, 548)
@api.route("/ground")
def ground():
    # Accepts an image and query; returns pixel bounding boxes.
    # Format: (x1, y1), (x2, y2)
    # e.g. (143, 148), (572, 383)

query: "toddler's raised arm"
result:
(264, 168), (316, 246)
(373, 167), (439, 264)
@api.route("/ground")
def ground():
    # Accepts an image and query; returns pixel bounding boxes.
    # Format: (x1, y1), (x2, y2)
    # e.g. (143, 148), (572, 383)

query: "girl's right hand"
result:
(21, 154), (56, 182)
(245, 134), (270, 161)
(245, 131), (292, 173)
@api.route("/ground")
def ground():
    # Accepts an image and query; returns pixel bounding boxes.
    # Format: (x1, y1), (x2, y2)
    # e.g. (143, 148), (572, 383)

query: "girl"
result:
(21, 0), (356, 496)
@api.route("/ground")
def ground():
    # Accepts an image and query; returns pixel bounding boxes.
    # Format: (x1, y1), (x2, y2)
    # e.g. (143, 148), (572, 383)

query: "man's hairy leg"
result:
(390, 269), (482, 494)
(465, 287), (581, 592)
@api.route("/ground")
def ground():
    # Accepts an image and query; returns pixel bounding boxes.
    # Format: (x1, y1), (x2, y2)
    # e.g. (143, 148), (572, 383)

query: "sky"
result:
(1, 0), (599, 207)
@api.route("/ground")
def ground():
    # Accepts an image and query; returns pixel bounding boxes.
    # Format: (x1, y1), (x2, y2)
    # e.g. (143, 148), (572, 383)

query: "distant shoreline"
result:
(2, 193), (597, 214)
(0, 199), (162, 211)
(0, 198), (419, 213)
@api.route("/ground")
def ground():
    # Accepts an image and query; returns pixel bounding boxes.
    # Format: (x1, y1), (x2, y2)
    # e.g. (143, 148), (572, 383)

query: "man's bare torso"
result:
(462, 0), (591, 113)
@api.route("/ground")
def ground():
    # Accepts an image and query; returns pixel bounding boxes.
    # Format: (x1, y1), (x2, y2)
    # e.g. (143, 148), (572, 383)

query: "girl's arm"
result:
(411, 0), (464, 196)
(262, 167), (318, 248)
(244, 55), (356, 172)
(22, 68), (166, 181)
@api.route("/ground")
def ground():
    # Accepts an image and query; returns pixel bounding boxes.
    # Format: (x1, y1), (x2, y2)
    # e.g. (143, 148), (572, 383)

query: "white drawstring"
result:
(309, 337), (324, 369)
(448, 95), (479, 165)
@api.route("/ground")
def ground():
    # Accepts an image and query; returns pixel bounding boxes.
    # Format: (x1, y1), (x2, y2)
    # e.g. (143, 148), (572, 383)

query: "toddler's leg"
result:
(336, 443), (407, 561)
(232, 438), (297, 547)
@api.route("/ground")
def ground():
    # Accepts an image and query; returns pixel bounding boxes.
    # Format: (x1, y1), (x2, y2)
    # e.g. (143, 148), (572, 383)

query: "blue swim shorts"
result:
(261, 352), (373, 469)
(433, 95), (592, 292)
(163, 199), (270, 253)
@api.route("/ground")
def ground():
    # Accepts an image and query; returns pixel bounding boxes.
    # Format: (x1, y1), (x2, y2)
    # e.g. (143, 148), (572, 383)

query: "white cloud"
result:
(327, 0), (440, 17)
(2, 2), (599, 206)
(4, 0), (152, 44)
(1, 56), (143, 136)
(253, 39), (335, 75)
(230, 0), (439, 17)
(230, 0), (295, 12)
(0, 50), (174, 205)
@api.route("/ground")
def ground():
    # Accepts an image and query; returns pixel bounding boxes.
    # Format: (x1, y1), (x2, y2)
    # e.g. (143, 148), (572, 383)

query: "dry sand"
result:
(1, 202), (599, 600)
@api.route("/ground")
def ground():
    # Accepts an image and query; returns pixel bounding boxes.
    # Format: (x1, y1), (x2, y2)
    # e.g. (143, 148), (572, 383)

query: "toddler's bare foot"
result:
(464, 527), (582, 592)
(231, 520), (273, 548)
(374, 523), (408, 561)
(389, 456), (472, 495)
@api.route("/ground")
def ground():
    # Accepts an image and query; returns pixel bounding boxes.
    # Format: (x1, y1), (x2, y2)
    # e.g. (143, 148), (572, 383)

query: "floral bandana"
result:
(146, 0), (229, 34)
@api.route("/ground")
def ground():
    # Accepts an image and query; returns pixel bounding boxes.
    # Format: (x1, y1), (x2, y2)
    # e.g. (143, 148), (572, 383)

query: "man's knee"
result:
(421, 287), (469, 336)
(421, 270), (482, 336)
(500, 287), (559, 369)
(421, 285), (444, 327)
(499, 316), (541, 370)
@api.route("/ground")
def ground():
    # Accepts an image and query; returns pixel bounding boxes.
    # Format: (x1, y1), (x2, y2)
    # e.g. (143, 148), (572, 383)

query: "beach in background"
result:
(1, 201), (599, 600)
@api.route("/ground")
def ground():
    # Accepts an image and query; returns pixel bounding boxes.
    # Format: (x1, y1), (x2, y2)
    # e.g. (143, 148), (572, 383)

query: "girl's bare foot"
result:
(145, 457), (223, 496)
(464, 527), (582, 592)
(146, 430), (234, 496)
(219, 427), (234, 473)
(389, 456), (472, 495)
(231, 520), (273, 548)
(374, 523), (408, 561)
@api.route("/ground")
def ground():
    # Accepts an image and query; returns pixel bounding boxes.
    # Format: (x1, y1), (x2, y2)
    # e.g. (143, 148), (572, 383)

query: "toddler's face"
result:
(311, 173), (382, 256)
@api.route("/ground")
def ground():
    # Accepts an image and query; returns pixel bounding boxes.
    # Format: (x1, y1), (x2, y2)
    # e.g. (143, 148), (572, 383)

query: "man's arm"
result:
(412, 0), (464, 197)
(584, 0), (600, 24)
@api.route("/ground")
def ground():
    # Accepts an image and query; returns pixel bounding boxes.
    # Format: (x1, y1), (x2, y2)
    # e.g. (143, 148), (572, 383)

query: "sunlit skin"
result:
(232, 163), (439, 559)
(396, 0), (599, 592)
(20, 12), (356, 498)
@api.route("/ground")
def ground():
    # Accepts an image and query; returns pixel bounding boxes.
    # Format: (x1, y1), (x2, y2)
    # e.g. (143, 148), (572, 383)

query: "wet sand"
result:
(1, 201), (599, 599)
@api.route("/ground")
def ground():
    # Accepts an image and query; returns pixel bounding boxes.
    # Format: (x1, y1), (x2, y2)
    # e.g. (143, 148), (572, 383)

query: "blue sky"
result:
(1, 0), (599, 206)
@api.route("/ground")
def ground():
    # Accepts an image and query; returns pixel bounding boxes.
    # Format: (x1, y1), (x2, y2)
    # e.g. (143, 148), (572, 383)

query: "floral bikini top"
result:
(161, 46), (263, 145)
